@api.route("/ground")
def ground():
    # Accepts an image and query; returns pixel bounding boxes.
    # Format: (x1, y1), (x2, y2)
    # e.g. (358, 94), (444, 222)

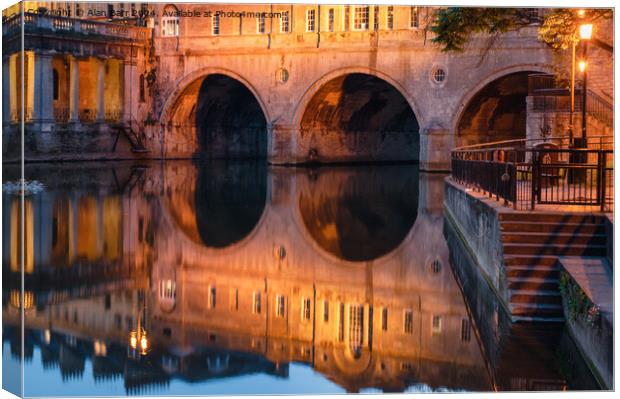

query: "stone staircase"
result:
(111, 122), (149, 153)
(499, 213), (608, 322)
(494, 322), (567, 390)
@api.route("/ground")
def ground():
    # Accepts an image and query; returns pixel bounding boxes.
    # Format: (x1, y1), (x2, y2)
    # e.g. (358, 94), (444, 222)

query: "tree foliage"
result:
(431, 8), (540, 52)
(431, 7), (612, 52)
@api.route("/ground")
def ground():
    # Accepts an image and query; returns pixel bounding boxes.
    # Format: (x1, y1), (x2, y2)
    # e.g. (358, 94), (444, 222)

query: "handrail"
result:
(451, 145), (613, 212)
(453, 135), (613, 151)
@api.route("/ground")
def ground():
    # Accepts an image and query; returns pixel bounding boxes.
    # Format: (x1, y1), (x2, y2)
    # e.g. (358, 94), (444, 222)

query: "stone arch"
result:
(293, 67), (422, 127)
(292, 67), (422, 163)
(452, 64), (553, 148)
(159, 67), (271, 158)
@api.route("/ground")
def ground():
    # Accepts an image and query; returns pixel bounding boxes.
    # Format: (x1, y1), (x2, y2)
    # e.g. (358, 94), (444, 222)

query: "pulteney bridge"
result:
(3, 4), (563, 170)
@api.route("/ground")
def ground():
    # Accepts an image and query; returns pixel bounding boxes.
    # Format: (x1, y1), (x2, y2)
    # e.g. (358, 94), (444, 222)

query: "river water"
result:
(2, 161), (598, 395)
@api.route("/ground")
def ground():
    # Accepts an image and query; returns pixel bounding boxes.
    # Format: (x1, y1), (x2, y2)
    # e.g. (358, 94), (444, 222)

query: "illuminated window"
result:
(306, 9), (316, 32)
(387, 6), (394, 30)
(432, 315), (442, 335)
(276, 294), (286, 317)
(162, 6), (180, 37)
(410, 7), (419, 29)
(338, 303), (345, 341)
(253, 291), (262, 314)
(461, 318), (471, 342)
(373, 5), (379, 30)
(212, 14), (220, 35)
(354, 6), (369, 30)
(280, 11), (289, 33)
(328, 9), (334, 32)
(404, 310), (413, 334)
(257, 14), (265, 34)
(348, 304), (364, 356)
(302, 297), (311, 321)
(382, 308), (388, 331)
(159, 280), (176, 300)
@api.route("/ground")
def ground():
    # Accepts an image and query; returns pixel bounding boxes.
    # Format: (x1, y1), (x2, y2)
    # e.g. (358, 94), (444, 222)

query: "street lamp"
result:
(570, 20), (593, 149)
(579, 23), (592, 146)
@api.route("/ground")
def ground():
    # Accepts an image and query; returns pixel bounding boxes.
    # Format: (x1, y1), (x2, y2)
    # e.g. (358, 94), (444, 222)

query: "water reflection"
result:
(299, 166), (418, 261)
(1, 161), (577, 396)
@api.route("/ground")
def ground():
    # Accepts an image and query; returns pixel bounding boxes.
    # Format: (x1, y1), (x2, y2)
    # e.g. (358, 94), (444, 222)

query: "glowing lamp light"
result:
(579, 24), (593, 40)
(578, 60), (587, 73)
(140, 336), (149, 352)
(577, 9), (586, 17)
(129, 332), (138, 349)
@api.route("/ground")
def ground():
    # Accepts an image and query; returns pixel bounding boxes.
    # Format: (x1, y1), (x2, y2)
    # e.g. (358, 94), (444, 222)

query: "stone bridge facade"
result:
(3, 4), (563, 170)
(152, 4), (553, 170)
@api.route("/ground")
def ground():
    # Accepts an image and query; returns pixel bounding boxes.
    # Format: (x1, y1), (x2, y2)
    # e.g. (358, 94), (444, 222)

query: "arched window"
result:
(161, 5), (180, 37)
(139, 74), (145, 102)
(52, 69), (59, 101)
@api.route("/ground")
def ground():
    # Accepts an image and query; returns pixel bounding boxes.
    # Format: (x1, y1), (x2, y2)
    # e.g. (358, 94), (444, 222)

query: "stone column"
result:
(419, 127), (453, 172)
(95, 58), (105, 122)
(2, 57), (10, 125)
(9, 54), (17, 122)
(122, 61), (135, 123)
(26, 51), (35, 121)
(68, 56), (79, 122)
(268, 123), (298, 164)
(32, 52), (55, 128)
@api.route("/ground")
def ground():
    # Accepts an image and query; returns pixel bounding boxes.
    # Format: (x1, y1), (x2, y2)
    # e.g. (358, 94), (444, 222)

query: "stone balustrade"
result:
(3, 12), (150, 41)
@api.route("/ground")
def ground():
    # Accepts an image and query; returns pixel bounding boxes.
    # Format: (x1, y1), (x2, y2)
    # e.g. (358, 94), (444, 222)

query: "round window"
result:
(432, 68), (446, 84)
(430, 259), (442, 274)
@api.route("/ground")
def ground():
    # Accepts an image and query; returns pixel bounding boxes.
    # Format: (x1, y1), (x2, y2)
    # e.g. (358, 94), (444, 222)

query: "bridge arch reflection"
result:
(296, 165), (419, 262)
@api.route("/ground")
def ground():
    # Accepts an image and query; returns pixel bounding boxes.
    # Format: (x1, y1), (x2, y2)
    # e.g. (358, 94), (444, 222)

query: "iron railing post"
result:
(531, 151), (538, 210)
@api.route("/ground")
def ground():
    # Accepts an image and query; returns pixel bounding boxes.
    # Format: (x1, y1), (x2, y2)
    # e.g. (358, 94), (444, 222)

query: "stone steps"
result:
(503, 243), (607, 257)
(510, 302), (565, 319)
(501, 232), (606, 245)
(499, 213), (607, 224)
(499, 212), (608, 323)
(508, 277), (559, 291)
(501, 221), (606, 234)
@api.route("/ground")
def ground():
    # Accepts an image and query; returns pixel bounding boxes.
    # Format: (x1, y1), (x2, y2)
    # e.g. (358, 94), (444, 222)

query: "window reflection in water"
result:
(2, 161), (584, 395)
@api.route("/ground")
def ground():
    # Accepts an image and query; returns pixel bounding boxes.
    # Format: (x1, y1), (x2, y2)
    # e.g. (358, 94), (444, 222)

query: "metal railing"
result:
(528, 73), (613, 128)
(452, 137), (614, 212)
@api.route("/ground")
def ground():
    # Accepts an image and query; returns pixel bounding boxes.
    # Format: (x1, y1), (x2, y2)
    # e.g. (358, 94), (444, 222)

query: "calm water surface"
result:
(2, 161), (597, 396)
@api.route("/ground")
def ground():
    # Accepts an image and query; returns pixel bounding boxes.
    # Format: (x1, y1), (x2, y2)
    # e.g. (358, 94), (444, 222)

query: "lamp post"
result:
(578, 23), (592, 148)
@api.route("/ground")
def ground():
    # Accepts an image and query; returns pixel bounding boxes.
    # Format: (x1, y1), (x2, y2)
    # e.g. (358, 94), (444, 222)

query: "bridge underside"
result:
(456, 72), (533, 148)
(196, 75), (268, 159)
(299, 74), (420, 163)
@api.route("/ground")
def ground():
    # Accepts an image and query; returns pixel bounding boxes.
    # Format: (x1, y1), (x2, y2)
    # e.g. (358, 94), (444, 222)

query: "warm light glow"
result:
(579, 24), (593, 40)
(577, 9), (586, 17)
(94, 340), (107, 356)
(140, 336), (148, 351)
(129, 332), (138, 349)
(578, 60), (587, 73)
(44, 329), (51, 344)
